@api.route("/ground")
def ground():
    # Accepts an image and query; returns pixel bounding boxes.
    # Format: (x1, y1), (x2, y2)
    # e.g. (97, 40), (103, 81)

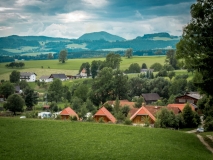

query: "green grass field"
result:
(0, 56), (166, 80)
(0, 118), (211, 160)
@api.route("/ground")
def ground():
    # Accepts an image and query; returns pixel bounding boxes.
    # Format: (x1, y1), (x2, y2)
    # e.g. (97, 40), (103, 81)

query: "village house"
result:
(39, 75), (53, 82)
(93, 107), (116, 123)
(80, 68), (87, 77)
(141, 93), (160, 104)
(106, 100), (135, 109)
(20, 72), (37, 82)
(49, 74), (68, 81)
(60, 107), (79, 120)
(175, 92), (202, 105)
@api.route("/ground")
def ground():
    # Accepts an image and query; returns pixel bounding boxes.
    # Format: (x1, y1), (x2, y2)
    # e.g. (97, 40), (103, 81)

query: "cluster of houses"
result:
(42, 92), (201, 125)
(19, 69), (88, 82)
(19, 68), (153, 82)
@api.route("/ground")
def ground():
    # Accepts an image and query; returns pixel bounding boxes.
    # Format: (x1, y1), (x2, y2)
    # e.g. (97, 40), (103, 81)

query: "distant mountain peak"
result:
(78, 31), (125, 41)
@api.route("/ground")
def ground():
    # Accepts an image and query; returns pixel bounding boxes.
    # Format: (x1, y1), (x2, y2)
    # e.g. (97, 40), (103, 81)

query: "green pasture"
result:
(101, 48), (127, 51)
(0, 118), (211, 160)
(152, 37), (180, 41)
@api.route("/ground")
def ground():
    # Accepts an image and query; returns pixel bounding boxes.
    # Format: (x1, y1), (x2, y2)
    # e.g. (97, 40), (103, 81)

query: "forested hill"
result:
(78, 31), (126, 41)
(0, 32), (180, 61)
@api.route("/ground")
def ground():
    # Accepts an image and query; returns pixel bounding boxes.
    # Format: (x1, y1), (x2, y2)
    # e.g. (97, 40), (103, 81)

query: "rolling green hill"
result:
(0, 118), (211, 160)
(78, 31), (125, 41)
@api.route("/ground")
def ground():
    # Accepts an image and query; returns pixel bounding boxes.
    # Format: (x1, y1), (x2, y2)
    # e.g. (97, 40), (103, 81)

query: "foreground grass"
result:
(0, 118), (211, 160)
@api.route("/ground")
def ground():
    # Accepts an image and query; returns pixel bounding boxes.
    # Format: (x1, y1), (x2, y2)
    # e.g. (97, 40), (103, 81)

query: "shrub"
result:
(70, 115), (78, 121)
(55, 115), (61, 120)
(123, 118), (132, 125)
(204, 116), (213, 131)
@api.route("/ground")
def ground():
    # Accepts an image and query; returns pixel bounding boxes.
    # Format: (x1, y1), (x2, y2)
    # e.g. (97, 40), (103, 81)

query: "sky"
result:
(0, 0), (196, 40)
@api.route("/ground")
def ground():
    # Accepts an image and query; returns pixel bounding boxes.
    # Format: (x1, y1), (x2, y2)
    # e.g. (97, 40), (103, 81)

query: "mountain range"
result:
(0, 31), (180, 58)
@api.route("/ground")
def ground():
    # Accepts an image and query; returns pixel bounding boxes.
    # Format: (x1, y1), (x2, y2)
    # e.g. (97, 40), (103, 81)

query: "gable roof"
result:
(39, 75), (50, 80)
(142, 93), (160, 101)
(94, 107), (116, 123)
(20, 72), (37, 77)
(49, 74), (67, 79)
(130, 106), (156, 122)
(60, 107), (79, 119)
(167, 103), (195, 112)
(176, 92), (202, 100)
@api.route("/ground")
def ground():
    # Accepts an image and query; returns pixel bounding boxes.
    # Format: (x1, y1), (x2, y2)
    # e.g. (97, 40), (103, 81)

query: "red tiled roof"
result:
(106, 100), (135, 109)
(129, 108), (139, 117)
(94, 107), (116, 123)
(167, 103), (195, 112)
(130, 107), (156, 122)
(60, 107), (79, 119)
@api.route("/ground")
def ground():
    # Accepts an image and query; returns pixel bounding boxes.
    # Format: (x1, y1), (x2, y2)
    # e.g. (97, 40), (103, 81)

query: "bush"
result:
(204, 116), (213, 131)
(70, 115), (78, 121)
(123, 118), (132, 125)
(55, 115), (61, 120)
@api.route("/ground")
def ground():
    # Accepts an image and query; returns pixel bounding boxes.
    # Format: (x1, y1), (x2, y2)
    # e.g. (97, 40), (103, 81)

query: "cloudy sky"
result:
(0, 0), (196, 39)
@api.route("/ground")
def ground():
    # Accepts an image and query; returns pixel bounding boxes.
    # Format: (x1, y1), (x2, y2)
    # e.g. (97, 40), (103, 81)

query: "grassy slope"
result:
(0, 118), (211, 160)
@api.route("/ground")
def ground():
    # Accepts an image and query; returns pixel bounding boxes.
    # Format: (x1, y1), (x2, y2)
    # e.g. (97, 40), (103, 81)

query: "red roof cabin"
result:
(60, 107), (79, 120)
(94, 107), (116, 123)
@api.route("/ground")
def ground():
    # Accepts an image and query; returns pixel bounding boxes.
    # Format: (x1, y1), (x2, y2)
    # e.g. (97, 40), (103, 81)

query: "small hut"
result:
(94, 107), (116, 123)
(60, 107), (79, 120)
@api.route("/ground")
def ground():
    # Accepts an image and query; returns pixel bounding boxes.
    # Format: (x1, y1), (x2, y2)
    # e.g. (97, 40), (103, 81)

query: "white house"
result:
(80, 68), (87, 77)
(39, 75), (53, 82)
(20, 72), (37, 82)
(49, 74), (68, 81)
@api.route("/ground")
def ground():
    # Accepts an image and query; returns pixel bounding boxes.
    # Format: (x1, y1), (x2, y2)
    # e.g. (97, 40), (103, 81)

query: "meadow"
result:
(0, 117), (211, 160)
(0, 56), (166, 80)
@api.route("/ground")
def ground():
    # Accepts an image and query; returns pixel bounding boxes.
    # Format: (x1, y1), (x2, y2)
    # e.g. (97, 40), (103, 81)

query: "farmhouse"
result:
(141, 93), (160, 104)
(20, 72), (37, 82)
(94, 107), (116, 123)
(60, 107), (79, 120)
(49, 74), (67, 81)
(39, 75), (52, 82)
(175, 92), (202, 105)
(80, 68), (87, 77)
(141, 69), (154, 74)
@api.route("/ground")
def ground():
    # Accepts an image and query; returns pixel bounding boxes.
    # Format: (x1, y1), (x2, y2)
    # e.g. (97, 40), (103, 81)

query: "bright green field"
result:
(0, 56), (166, 80)
(0, 118), (211, 160)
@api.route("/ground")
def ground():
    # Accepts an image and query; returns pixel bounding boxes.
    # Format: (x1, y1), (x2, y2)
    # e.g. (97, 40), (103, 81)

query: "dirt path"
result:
(197, 134), (213, 153)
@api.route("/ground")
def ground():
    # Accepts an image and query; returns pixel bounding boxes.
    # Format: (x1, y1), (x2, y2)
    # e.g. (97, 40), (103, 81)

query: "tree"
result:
(48, 79), (63, 103)
(125, 63), (141, 73)
(182, 103), (198, 128)
(74, 84), (89, 102)
(105, 52), (122, 69)
(168, 71), (176, 81)
(176, 0), (213, 95)
(0, 81), (15, 99)
(10, 70), (20, 83)
(150, 63), (163, 71)
(91, 60), (99, 79)
(17, 80), (29, 90)
(141, 63), (147, 69)
(125, 48), (133, 58)
(165, 50), (178, 69)
(47, 53), (53, 59)
(90, 67), (114, 104)
(134, 97), (144, 108)
(23, 87), (38, 110)
(58, 50), (68, 63)
(112, 70), (128, 100)
(4, 94), (25, 115)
